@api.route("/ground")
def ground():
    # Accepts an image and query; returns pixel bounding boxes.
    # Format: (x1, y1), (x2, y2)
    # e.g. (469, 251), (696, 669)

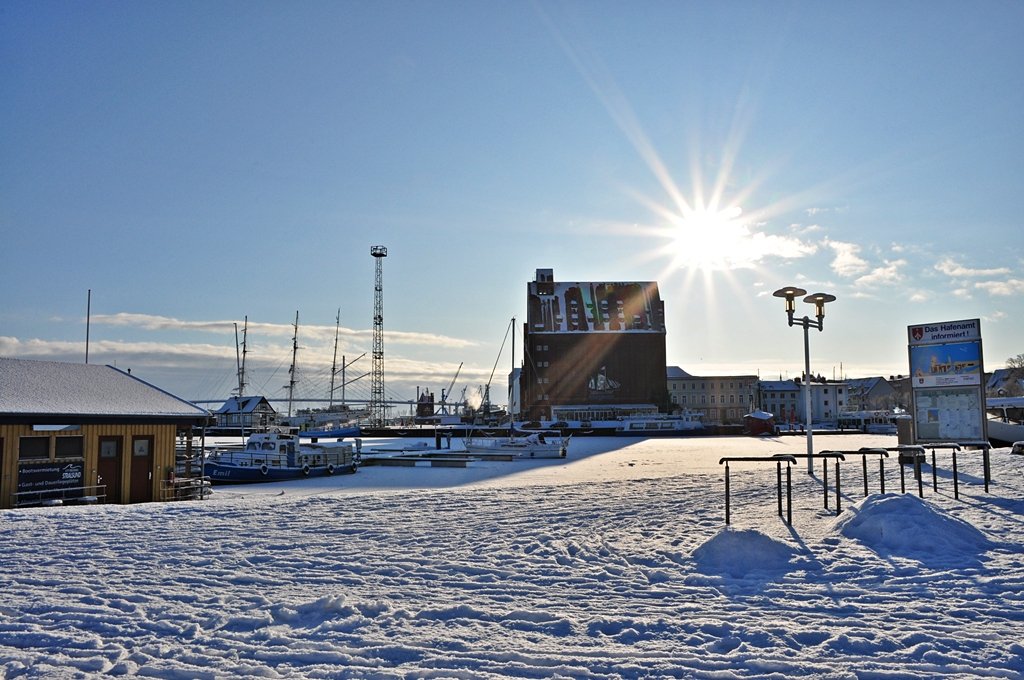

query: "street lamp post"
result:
(772, 287), (837, 474)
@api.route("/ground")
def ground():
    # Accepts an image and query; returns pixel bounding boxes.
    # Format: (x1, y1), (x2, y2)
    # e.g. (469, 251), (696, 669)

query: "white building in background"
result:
(666, 367), (758, 425)
(758, 378), (848, 427)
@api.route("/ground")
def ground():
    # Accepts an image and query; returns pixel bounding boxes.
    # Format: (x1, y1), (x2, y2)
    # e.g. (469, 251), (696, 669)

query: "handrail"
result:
(719, 455), (796, 525)
(12, 484), (107, 507)
(777, 451), (846, 460)
(778, 452), (846, 514)
(851, 447), (892, 496)
(719, 455), (797, 464)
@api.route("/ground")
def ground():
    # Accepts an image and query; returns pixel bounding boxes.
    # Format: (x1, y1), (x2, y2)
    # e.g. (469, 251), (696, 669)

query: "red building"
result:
(520, 269), (668, 421)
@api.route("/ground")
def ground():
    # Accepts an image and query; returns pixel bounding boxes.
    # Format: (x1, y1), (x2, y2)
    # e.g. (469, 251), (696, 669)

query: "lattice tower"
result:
(370, 245), (387, 427)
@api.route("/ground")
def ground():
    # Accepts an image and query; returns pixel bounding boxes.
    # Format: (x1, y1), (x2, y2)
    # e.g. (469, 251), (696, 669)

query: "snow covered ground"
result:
(2, 434), (1022, 679)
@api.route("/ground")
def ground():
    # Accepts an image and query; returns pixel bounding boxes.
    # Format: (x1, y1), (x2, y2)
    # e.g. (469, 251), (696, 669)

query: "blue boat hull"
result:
(205, 461), (357, 484)
(299, 426), (361, 439)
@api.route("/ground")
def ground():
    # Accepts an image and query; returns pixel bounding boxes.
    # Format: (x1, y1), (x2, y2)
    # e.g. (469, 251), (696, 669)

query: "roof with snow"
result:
(759, 380), (799, 391)
(666, 366), (693, 379)
(846, 377), (894, 394)
(0, 357), (210, 424)
(987, 368), (1024, 393)
(213, 396), (276, 415)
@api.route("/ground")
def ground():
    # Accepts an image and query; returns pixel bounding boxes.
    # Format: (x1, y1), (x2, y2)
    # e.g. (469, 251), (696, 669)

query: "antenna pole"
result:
(85, 289), (91, 364)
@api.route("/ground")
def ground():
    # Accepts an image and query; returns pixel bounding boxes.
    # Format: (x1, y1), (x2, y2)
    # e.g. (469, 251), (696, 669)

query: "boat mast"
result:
(509, 316), (515, 438)
(235, 316), (249, 397)
(483, 317), (515, 424)
(287, 311), (299, 418)
(329, 308), (340, 409)
(234, 322), (241, 394)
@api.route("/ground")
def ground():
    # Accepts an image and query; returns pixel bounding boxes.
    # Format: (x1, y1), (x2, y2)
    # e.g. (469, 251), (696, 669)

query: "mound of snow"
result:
(691, 527), (796, 577)
(834, 494), (992, 561)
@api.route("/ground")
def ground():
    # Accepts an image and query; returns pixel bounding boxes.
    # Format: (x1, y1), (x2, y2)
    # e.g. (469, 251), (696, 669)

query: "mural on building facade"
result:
(527, 281), (665, 334)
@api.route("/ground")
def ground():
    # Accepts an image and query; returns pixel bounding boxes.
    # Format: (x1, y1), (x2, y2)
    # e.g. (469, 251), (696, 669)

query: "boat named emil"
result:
(204, 430), (357, 483)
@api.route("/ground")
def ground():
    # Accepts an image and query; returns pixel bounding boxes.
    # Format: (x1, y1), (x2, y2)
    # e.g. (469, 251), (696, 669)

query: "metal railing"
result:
(822, 448), (890, 498)
(12, 484), (107, 508)
(776, 452), (846, 515)
(719, 455), (797, 525)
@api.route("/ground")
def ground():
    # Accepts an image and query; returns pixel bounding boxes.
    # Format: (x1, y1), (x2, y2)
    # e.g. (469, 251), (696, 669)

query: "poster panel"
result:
(909, 340), (982, 388)
(912, 387), (985, 441)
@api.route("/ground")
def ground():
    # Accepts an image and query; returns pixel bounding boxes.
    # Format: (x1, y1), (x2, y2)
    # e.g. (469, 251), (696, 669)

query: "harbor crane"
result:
(438, 362), (463, 416)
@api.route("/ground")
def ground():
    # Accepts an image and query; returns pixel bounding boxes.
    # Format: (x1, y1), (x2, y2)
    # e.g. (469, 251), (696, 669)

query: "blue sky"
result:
(2, 1), (1022, 409)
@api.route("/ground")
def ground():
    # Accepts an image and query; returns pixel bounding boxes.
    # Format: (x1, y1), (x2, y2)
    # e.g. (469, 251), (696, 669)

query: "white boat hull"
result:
(462, 432), (568, 458)
(987, 417), (1024, 446)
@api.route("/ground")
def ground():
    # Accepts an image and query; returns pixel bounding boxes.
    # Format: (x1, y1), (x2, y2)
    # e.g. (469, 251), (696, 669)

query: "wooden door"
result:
(97, 436), (122, 504)
(129, 436), (153, 503)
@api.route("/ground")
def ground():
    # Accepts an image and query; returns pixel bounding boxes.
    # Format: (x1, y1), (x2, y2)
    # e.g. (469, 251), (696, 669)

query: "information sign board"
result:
(908, 318), (986, 443)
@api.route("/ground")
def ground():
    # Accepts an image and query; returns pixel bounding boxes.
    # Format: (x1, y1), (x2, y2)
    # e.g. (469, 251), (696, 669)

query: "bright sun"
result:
(667, 205), (756, 272)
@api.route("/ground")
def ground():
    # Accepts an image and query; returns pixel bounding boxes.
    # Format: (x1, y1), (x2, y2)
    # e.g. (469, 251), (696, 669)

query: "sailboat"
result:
(462, 317), (570, 459)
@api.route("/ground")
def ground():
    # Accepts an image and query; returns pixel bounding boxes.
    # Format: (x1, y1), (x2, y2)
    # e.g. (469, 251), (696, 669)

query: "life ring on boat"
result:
(260, 464), (269, 476)
(326, 464), (335, 475)
(301, 464), (311, 476)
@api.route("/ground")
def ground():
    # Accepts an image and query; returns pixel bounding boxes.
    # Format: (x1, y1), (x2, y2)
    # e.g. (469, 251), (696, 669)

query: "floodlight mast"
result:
(370, 246), (388, 428)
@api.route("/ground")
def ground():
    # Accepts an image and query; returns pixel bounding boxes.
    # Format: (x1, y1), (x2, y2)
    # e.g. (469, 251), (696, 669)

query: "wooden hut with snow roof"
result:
(0, 358), (211, 508)
(211, 395), (277, 434)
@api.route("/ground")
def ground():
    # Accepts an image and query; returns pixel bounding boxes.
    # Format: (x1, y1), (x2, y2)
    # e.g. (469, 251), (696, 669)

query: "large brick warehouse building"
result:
(519, 269), (668, 421)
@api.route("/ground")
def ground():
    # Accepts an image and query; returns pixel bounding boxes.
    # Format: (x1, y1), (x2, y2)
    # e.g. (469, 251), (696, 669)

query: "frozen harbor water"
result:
(2, 434), (1022, 678)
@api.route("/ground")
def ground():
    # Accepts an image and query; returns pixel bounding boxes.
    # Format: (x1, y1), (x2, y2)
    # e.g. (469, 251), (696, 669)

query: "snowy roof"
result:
(759, 380), (799, 391)
(986, 368), (1024, 392)
(666, 366), (693, 379)
(845, 377), (893, 394)
(213, 396), (275, 415)
(0, 358), (210, 423)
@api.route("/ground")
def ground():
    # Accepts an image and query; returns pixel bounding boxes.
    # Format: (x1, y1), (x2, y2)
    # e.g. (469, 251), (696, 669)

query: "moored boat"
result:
(837, 410), (903, 435)
(463, 429), (569, 458)
(986, 397), (1024, 447)
(614, 412), (704, 436)
(204, 430), (357, 483)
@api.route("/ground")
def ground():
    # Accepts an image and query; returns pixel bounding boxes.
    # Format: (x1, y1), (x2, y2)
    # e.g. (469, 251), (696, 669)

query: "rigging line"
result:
(485, 317), (516, 391)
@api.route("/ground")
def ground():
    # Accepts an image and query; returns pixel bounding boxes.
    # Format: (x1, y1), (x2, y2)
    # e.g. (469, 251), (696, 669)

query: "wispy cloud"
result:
(805, 205), (848, 216)
(92, 313), (236, 333)
(855, 259), (907, 287)
(90, 313), (478, 348)
(825, 240), (869, 277)
(934, 257), (1011, 279)
(974, 279), (1024, 296)
(908, 290), (931, 303)
(0, 336), (234, 366)
(0, 335), (489, 402)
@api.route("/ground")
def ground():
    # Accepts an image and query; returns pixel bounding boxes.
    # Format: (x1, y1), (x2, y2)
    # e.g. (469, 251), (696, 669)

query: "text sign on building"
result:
(17, 461), (85, 499)
(907, 318), (986, 443)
